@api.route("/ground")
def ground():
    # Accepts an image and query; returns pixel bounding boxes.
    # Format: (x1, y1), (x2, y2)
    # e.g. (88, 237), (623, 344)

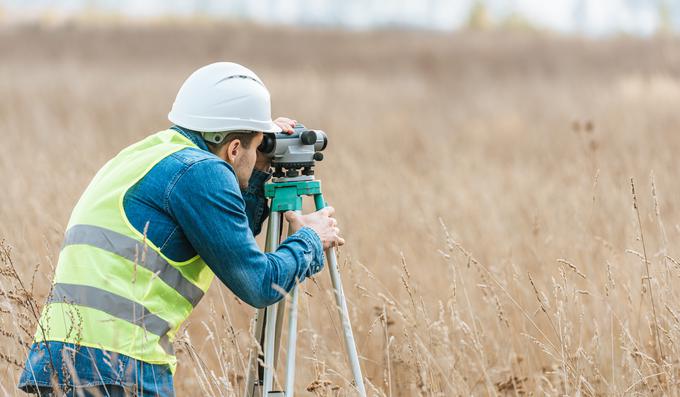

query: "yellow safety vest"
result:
(35, 129), (215, 372)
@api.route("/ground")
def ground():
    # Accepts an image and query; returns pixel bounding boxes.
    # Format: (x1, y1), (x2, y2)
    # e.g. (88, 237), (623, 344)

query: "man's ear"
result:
(222, 139), (241, 164)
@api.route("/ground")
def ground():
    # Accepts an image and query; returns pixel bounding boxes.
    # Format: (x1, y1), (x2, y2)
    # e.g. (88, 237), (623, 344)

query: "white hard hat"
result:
(168, 62), (282, 137)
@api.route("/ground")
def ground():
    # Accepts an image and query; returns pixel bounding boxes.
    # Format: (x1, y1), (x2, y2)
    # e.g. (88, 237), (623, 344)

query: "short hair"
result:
(204, 131), (258, 153)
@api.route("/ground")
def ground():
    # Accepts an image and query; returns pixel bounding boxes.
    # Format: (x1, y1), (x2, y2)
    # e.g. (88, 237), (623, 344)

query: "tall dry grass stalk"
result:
(1, 23), (680, 395)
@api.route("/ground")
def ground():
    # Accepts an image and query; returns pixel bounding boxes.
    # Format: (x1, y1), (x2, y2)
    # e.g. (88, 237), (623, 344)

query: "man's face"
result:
(232, 132), (263, 189)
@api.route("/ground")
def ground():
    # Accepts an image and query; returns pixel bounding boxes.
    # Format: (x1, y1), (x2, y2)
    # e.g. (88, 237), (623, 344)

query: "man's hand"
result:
(274, 117), (297, 134)
(284, 207), (345, 250)
(254, 117), (297, 171)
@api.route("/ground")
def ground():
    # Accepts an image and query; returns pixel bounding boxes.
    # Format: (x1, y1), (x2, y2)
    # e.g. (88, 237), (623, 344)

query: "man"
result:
(17, 62), (343, 396)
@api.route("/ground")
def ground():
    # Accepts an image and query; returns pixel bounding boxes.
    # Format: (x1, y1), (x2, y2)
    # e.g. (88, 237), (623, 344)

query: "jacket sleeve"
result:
(241, 169), (271, 236)
(167, 159), (325, 308)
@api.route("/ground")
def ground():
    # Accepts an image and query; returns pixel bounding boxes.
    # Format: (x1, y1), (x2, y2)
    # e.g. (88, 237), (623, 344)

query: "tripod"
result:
(244, 175), (367, 397)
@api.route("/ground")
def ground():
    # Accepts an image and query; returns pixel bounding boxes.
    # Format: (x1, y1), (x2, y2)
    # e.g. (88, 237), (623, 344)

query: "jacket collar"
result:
(170, 125), (210, 152)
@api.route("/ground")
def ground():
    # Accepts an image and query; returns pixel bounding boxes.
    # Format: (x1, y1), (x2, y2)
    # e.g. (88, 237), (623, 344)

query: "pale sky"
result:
(1, 0), (678, 36)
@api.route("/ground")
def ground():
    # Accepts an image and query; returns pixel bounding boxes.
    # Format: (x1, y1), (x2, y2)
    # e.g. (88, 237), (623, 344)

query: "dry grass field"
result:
(1, 22), (680, 395)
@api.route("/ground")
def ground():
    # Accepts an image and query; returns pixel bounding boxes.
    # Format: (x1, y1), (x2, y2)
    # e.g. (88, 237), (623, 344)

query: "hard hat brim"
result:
(168, 112), (283, 134)
(262, 121), (283, 133)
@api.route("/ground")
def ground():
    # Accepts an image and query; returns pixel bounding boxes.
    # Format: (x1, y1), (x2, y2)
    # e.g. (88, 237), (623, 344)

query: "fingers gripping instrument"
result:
(245, 130), (366, 397)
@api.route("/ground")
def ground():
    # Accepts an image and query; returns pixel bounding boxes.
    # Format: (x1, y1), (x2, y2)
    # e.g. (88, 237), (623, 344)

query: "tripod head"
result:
(257, 123), (327, 178)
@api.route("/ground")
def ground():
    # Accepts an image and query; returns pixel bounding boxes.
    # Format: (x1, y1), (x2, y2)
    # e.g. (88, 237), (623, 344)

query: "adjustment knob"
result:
(300, 130), (317, 145)
(313, 152), (324, 161)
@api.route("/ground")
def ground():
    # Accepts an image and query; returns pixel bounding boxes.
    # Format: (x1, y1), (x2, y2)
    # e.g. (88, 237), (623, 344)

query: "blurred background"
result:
(1, 1), (680, 396)
(2, 0), (680, 35)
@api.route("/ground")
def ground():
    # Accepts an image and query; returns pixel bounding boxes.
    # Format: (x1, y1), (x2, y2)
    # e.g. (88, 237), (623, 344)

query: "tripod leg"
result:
(262, 303), (279, 394)
(245, 210), (283, 397)
(284, 284), (299, 397)
(284, 211), (301, 397)
(314, 195), (367, 397)
(325, 247), (367, 397)
(273, 299), (286, 370)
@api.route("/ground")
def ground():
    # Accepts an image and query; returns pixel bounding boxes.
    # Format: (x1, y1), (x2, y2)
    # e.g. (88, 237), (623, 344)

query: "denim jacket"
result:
(18, 126), (324, 395)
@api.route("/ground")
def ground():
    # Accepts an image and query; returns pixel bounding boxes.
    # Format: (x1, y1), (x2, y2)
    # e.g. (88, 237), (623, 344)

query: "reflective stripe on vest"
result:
(48, 283), (174, 355)
(63, 224), (204, 306)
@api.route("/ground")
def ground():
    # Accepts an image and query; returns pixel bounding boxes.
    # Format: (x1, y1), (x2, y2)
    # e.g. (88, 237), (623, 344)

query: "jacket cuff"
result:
(296, 226), (325, 275)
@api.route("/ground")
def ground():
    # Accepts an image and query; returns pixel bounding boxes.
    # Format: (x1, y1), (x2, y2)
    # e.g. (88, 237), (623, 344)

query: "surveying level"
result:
(257, 124), (328, 178)
(245, 127), (366, 396)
